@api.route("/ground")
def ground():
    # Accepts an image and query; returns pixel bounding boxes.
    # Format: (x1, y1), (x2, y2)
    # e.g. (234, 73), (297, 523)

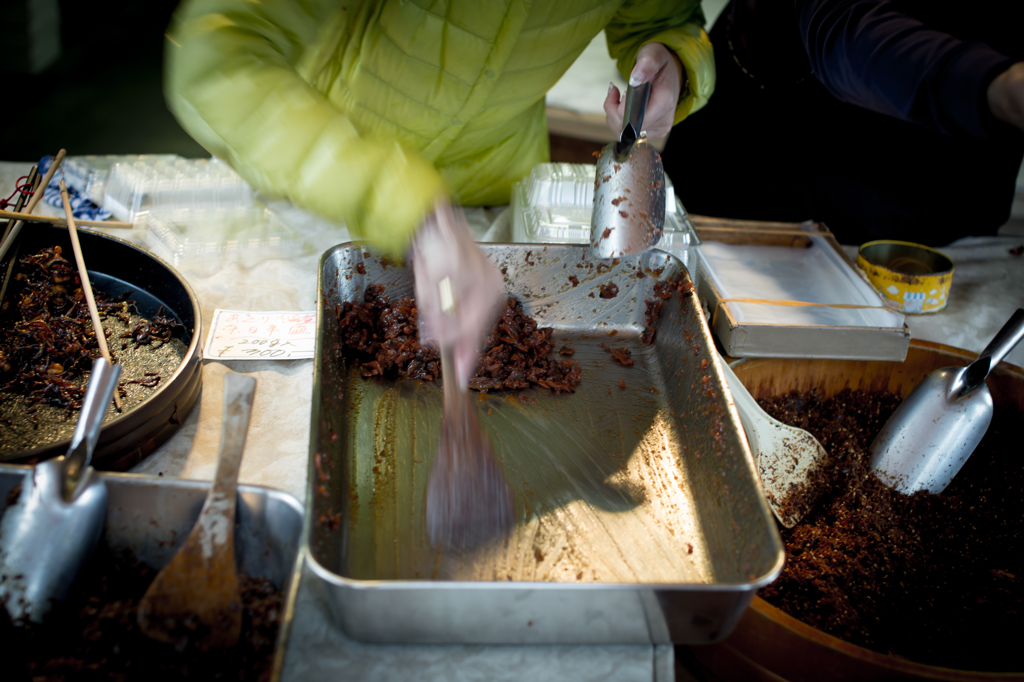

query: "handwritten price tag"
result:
(204, 310), (317, 360)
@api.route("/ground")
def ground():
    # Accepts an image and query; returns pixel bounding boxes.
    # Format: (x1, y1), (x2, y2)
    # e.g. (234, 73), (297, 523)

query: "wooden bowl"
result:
(684, 340), (1024, 681)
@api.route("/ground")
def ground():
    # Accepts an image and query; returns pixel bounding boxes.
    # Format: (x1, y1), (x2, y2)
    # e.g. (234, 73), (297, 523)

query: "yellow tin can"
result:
(856, 240), (954, 314)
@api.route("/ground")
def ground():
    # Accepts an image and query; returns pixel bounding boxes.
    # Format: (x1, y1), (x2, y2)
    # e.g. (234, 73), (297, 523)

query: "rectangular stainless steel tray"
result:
(308, 243), (783, 645)
(0, 464), (304, 680)
(693, 217), (911, 361)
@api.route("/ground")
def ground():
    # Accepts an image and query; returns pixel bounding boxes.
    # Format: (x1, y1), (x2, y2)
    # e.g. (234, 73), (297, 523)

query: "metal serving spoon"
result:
(590, 81), (667, 259)
(425, 276), (514, 551)
(0, 357), (120, 623)
(870, 308), (1024, 494)
(720, 357), (829, 527)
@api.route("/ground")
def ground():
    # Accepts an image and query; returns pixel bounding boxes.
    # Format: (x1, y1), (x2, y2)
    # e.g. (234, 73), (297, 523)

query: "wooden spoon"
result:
(137, 372), (257, 650)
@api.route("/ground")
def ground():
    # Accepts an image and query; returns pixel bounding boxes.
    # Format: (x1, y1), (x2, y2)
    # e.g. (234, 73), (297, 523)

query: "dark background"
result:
(1, 0), (206, 161)
(0, 0), (604, 165)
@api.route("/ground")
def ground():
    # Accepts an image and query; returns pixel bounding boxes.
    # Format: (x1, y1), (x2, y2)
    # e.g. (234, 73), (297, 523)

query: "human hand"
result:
(604, 43), (685, 140)
(412, 200), (504, 388)
(988, 62), (1024, 132)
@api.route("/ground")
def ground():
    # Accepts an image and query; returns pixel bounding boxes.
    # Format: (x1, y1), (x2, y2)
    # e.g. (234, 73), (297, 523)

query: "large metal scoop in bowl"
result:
(870, 308), (1024, 494)
(0, 357), (120, 623)
(590, 81), (666, 258)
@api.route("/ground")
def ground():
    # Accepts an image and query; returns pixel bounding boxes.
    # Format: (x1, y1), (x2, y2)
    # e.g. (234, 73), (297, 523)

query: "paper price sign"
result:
(205, 310), (317, 360)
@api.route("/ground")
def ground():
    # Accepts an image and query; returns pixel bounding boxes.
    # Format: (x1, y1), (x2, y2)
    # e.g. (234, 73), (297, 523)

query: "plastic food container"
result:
(141, 207), (312, 275)
(103, 157), (255, 222)
(64, 154), (180, 206)
(510, 163), (700, 289)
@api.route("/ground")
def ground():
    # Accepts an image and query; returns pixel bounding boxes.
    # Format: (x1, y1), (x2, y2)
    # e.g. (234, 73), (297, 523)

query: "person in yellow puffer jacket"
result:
(165, 0), (714, 386)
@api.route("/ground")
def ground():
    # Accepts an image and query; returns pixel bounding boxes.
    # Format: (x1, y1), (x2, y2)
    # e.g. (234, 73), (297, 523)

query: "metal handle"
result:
(617, 81), (651, 155)
(953, 308), (1024, 398)
(61, 357), (121, 500)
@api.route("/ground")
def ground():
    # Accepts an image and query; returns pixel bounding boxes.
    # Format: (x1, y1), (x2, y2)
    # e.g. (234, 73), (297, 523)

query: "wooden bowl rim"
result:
(746, 338), (1024, 680)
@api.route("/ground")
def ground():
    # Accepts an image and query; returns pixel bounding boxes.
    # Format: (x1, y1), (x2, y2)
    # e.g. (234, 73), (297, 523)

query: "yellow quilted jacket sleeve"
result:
(605, 0), (716, 124)
(165, 0), (445, 254)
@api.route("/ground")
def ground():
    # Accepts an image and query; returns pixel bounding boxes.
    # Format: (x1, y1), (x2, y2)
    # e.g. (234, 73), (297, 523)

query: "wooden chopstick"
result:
(0, 209), (132, 230)
(59, 179), (123, 411)
(0, 149), (66, 263)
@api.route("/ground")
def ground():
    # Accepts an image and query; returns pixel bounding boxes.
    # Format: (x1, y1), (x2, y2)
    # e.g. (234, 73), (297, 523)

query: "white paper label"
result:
(204, 309), (316, 360)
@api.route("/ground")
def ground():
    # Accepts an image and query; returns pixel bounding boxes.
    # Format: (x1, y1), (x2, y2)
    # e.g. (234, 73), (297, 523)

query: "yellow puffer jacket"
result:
(165, 0), (714, 253)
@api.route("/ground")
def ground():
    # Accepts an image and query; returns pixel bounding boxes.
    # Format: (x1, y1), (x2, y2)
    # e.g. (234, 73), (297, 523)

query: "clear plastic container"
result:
(141, 207), (311, 275)
(510, 163), (701, 288)
(64, 154), (180, 205)
(103, 157), (255, 222)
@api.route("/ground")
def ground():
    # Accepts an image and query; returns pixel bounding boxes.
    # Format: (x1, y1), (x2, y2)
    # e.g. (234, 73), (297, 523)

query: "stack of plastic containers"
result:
(65, 154), (179, 205)
(75, 156), (313, 272)
(511, 163), (701, 288)
(102, 157), (255, 223)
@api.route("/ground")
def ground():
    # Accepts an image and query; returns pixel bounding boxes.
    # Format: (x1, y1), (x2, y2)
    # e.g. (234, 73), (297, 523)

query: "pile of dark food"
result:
(758, 388), (1021, 672)
(0, 246), (180, 409)
(338, 284), (582, 393)
(0, 544), (282, 681)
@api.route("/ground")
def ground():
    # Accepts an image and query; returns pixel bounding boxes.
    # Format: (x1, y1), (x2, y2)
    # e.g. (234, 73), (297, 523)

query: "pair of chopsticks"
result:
(0, 149), (123, 410)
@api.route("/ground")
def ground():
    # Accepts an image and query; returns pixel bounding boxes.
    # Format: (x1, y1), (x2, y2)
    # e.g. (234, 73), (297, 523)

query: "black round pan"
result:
(0, 224), (202, 470)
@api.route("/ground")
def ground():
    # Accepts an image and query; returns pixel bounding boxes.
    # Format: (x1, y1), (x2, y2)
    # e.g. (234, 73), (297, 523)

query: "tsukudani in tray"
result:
(306, 243), (783, 645)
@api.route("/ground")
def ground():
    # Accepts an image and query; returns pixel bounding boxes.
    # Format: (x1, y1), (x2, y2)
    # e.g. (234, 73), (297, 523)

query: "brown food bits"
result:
(559, 346), (575, 356)
(758, 388), (1023, 672)
(599, 282), (619, 299)
(619, 380), (626, 389)
(604, 345), (634, 367)
(611, 196), (627, 206)
(619, 211), (628, 218)
(568, 275), (579, 287)
(355, 262), (366, 275)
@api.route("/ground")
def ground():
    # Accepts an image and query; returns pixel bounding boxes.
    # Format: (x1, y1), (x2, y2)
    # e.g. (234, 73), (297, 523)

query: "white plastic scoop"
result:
(0, 357), (120, 623)
(720, 357), (829, 528)
(870, 308), (1024, 494)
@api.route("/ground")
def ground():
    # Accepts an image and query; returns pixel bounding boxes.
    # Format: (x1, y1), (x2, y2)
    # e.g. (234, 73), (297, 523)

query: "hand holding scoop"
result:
(0, 357), (120, 623)
(137, 372), (256, 650)
(590, 80), (667, 259)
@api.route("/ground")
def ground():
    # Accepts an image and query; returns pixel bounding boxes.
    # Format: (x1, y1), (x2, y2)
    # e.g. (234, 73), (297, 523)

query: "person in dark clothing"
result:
(663, 0), (1024, 246)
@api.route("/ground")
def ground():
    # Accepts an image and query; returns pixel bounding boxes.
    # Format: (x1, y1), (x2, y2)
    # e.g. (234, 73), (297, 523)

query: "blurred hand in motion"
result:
(413, 200), (504, 387)
(604, 43), (684, 140)
(988, 62), (1024, 132)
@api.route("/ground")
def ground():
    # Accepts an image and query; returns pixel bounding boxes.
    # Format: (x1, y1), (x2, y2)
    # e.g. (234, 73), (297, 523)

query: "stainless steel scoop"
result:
(590, 81), (667, 258)
(870, 308), (1024, 494)
(0, 357), (120, 623)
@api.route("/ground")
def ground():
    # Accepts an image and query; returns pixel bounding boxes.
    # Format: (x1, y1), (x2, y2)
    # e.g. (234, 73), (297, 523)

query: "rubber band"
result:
(711, 297), (891, 329)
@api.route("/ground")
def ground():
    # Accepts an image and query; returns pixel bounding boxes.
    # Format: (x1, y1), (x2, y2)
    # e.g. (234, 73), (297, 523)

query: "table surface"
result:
(4, 159), (1024, 681)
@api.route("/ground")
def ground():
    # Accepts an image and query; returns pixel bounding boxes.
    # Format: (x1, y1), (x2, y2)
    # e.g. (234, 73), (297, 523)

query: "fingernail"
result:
(629, 71), (644, 87)
(608, 82), (615, 94)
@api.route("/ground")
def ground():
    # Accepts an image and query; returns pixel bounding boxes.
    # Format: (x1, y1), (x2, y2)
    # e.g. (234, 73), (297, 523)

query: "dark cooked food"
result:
(1, 544), (281, 681)
(472, 297), (580, 393)
(598, 282), (618, 298)
(0, 247), (180, 409)
(604, 345), (633, 367)
(338, 285), (581, 393)
(758, 388), (1022, 672)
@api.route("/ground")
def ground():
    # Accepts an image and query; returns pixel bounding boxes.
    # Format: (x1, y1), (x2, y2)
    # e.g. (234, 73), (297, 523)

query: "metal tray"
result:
(0, 225), (202, 469)
(0, 464), (303, 681)
(307, 243), (784, 645)
(693, 217), (911, 361)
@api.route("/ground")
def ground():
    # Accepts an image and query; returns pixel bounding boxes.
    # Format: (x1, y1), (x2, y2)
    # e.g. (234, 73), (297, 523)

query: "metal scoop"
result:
(870, 308), (1024, 494)
(590, 80), (667, 258)
(425, 276), (514, 551)
(137, 372), (256, 650)
(720, 357), (829, 527)
(0, 357), (120, 623)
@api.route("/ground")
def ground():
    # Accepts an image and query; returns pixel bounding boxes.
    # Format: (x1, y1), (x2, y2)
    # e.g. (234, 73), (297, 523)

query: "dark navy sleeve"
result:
(796, 0), (1016, 137)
